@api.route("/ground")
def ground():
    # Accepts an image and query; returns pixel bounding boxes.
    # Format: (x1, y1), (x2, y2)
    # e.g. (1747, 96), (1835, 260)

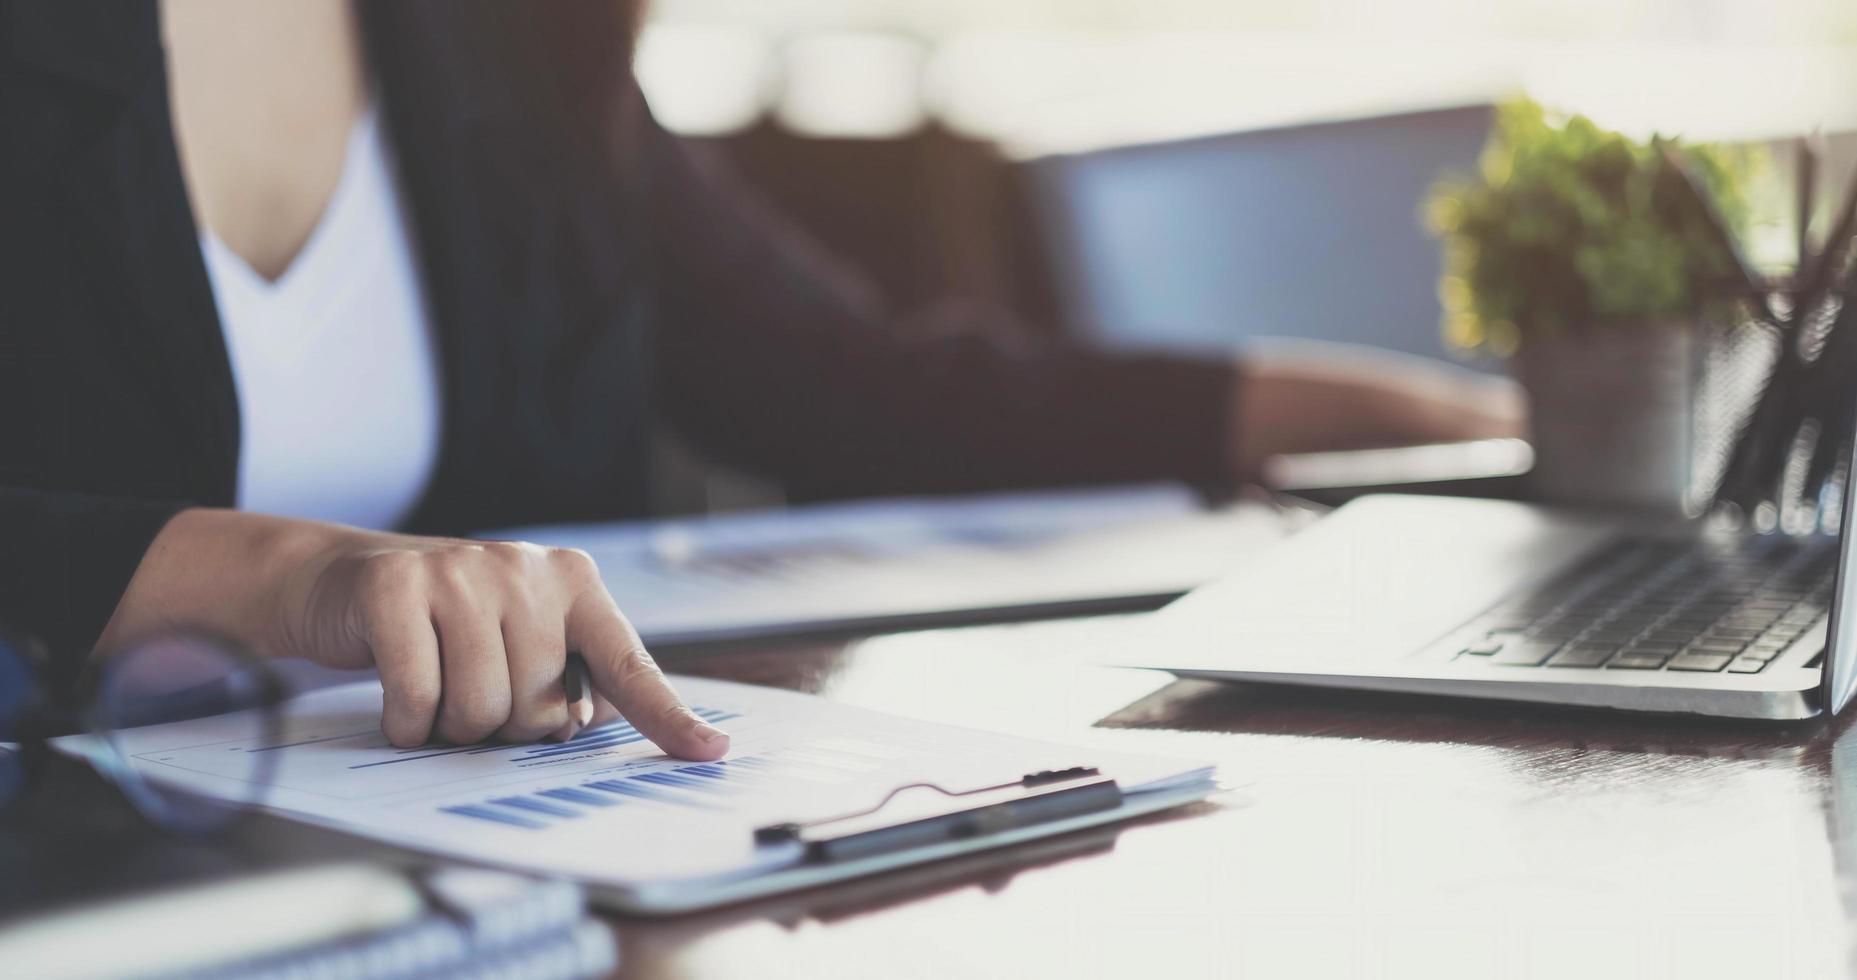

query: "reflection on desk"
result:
(664, 623), (1852, 979)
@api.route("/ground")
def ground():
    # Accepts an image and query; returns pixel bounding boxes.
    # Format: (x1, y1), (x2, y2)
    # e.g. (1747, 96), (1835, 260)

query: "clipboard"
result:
(55, 677), (1221, 915)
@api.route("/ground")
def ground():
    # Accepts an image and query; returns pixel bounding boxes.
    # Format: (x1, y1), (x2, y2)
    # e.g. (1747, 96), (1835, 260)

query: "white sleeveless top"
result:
(199, 107), (443, 532)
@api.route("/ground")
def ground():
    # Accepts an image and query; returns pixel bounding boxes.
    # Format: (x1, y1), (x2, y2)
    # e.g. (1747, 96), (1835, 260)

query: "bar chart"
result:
(439, 735), (904, 831)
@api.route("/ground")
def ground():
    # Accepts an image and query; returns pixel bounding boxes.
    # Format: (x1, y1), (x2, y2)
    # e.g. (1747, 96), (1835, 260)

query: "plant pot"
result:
(1515, 319), (1704, 514)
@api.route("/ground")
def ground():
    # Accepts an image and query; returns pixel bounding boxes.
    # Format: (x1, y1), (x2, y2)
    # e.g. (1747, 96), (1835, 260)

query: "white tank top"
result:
(199, 107), (443, 531)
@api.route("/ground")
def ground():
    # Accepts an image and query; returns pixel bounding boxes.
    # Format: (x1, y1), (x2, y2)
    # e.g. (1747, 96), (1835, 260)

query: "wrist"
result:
(102, 508), (358, 658)
(251, 515), (365, 660)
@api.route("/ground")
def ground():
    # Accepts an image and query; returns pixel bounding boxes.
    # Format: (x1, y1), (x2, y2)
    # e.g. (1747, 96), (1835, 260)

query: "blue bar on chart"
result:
(442, 754), (779, 829)
(350, 706), (737, 770)
(493, 796), (583, 819)
(441, 804), (546, 830)
(511, 707), (742, 762)
(539, 787), (618, 807)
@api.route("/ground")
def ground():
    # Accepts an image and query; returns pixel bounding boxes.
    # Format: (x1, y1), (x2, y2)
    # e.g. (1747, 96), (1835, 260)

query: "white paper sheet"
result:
(54, 678), (1212, 905)
(481, 484), (1284, 645)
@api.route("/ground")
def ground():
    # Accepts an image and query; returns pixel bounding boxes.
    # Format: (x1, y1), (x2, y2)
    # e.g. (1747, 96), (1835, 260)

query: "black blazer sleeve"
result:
(0, 3), (222, 669)
(640, 106), (1240, 499)
(0, 489), (185, 678)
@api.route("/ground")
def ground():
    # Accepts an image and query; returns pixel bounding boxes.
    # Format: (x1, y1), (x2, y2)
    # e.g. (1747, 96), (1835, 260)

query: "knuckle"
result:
(550, 547), (601, 584)
(493, 558), (538, 594)
(383, 721), (428, 749)
(610, 645), (665, 689)
(652, 696), (694, 729)
(485, 540), (539, 567)
(437, 544), (481, 570)
(357, 550), (422, 594)
(440, 692), (509, 741)
(359, 589), (417, 636)
(500, 704), (569, 743)
(429, 553), (480, 600)
(391, 675), (442, 717)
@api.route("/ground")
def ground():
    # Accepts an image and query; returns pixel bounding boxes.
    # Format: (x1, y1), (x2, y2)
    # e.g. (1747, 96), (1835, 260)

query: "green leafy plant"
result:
(1426, 99), (1754, 355)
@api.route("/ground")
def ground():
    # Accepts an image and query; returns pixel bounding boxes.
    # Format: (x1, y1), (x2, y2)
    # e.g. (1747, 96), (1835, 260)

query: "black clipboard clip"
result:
(753, 766), (1124, 865)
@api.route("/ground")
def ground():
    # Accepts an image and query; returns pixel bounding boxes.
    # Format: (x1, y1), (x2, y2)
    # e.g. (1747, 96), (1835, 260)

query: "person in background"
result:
(0, 0), (1521, 759)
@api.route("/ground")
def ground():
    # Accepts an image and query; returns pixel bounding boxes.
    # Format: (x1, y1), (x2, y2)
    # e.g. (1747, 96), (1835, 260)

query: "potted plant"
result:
(1426, 100), (1760, 513)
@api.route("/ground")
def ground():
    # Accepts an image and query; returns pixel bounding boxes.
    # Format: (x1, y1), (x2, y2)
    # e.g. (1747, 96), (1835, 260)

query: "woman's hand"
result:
(1232, 341), (1527, 479)
(100, 511), (728, 758)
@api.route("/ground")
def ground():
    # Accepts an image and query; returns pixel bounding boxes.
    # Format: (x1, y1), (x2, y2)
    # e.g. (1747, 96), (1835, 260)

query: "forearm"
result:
(643, 133), (1233, 492)
(97, 508), (351, 657)
(1230, 342), (1528, 481)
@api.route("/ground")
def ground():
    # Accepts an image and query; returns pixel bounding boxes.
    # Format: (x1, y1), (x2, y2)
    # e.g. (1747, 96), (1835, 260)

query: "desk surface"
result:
(8, 616), (1856, 979)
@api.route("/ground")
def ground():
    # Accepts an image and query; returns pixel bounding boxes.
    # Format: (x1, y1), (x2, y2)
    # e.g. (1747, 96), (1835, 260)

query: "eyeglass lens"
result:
(88, 636), (280, 834)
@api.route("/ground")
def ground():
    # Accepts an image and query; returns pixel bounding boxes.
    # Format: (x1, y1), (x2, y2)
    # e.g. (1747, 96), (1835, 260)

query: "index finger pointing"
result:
(567, 596), (728, 761)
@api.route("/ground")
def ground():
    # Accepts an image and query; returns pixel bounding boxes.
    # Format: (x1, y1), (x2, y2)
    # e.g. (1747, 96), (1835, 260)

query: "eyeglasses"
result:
(0, 628), (286, 834)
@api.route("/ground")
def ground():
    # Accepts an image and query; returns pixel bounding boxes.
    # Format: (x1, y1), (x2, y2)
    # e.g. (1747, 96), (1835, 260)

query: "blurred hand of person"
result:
(103, 512), (730, 757)
(1232, 340), (1527, 480)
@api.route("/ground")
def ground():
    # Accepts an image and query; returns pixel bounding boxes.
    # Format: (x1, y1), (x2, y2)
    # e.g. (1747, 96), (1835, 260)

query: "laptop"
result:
(1130, 487), (1857, 720)
(1081, 112), (1857, 720)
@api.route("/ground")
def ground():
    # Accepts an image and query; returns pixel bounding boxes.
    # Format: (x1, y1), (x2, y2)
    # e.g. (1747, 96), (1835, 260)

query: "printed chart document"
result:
(55, 678), (1216, 913)
(482, 484), (1286, 646)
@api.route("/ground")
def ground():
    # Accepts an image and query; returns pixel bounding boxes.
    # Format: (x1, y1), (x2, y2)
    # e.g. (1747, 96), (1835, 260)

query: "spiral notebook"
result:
(0, 863), (616, 980)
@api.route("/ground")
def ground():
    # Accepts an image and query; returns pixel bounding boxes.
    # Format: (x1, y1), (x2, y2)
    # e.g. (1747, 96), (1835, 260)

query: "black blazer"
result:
(0, 1), (1234, 669)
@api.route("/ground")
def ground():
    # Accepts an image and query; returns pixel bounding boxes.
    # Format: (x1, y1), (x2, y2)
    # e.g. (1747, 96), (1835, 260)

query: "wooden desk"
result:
(570, 619), (1850, 980)
(6, 615), (1854, 979)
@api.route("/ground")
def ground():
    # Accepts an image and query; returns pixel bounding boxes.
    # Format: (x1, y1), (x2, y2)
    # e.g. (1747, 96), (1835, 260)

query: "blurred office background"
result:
(634, 0), (1857, 509)
(638, 0), (1856, 352)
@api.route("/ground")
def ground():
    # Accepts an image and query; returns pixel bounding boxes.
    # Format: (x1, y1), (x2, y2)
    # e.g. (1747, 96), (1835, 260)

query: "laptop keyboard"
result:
(1450, 535), (1838, 673)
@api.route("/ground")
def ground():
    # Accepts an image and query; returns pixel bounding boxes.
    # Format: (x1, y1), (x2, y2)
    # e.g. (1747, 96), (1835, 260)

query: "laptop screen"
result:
(1023, 104), (1495, 367)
